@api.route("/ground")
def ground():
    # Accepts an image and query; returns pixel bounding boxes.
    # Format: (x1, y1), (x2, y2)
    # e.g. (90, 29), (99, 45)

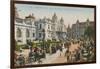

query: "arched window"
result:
(17, 28), (22, 37)
(26, 29), (30, 37)
(39, 24), (42, 29)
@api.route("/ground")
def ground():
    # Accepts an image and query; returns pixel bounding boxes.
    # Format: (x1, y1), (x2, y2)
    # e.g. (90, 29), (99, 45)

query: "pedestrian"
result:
(34, 50), (38, 62)
(60, 46), (62, 56)
(66, 51), (71, 63)
(17, 54), (25, 66)
(71, 51), (76, 62)
(75, 49), (80, 62)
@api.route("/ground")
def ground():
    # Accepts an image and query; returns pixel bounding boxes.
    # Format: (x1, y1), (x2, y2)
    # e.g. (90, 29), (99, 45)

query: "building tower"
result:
(60, 17), (64, 31)
(51, 13), (57, 40)
(52, 13), (57, 23)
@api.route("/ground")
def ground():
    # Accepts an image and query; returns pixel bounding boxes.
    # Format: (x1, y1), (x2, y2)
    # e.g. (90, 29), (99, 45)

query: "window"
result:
(39, 33), (41, 37)
(26, 29), (30, 37)
(17, 40), (22, 42)
(33, 33), (35, 37)
(17, 28), (22, 38)
(48, 25), (50, 29)
(39, 24), (42, 29)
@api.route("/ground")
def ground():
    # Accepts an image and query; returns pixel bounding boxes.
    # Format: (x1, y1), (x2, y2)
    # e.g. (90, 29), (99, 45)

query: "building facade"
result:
(15, 9), (67, 45)
(67, 19), (94, 39)
(15, 14), (36, 45)
(34, 13), (67, 41)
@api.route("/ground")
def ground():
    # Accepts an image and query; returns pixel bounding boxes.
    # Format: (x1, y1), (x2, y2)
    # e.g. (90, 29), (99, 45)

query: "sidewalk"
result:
(42, 50), (62, 64)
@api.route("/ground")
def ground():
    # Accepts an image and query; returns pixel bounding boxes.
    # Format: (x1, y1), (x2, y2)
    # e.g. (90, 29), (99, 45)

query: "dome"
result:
(25, 13), (35, 19)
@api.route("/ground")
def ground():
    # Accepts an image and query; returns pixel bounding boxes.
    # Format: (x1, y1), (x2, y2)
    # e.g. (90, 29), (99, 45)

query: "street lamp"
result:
(42, 29), (45, 50)
(42, 29), (46, 58)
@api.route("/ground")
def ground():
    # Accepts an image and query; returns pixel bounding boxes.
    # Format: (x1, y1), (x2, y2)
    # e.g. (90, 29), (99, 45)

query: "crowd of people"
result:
(14, 38), (95, 66)
(15, 47), (46, 66)
(64, 38), (95, 63)
(15, 43), (64, 66)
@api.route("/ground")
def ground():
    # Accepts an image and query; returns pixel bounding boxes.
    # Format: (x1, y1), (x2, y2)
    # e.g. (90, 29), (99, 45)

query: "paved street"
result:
(41, 49), (67, 64)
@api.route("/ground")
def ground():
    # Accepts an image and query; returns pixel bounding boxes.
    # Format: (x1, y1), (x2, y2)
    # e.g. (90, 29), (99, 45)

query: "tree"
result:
(84, 26), (95, 39)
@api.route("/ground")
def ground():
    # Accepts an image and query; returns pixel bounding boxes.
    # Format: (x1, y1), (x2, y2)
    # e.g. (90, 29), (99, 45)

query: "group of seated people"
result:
(15, 47), (46, 66)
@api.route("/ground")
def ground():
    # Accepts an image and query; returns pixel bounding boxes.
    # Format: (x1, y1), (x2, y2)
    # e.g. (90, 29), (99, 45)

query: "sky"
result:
(15, 3), (94, 27)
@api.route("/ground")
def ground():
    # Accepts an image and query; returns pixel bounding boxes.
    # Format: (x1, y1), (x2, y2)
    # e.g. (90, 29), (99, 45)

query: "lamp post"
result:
(42, 29), (45, 50)
(42, 29), (46, 58)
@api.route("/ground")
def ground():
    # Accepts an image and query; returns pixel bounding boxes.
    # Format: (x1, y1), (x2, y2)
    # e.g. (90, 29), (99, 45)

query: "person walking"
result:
(17, 54), (25, 66)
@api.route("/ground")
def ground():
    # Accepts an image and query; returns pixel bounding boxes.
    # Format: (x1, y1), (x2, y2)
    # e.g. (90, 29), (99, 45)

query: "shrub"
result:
(22, 44), (29, 49)
(15, 45), (21, 51)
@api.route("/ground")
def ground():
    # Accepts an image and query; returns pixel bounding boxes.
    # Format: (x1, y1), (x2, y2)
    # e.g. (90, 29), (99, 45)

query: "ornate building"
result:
(35, 13), (67, 41)
(15, 8), (67, 45)
(15, 8), (36, 45)
(67, 19), (94, 39)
